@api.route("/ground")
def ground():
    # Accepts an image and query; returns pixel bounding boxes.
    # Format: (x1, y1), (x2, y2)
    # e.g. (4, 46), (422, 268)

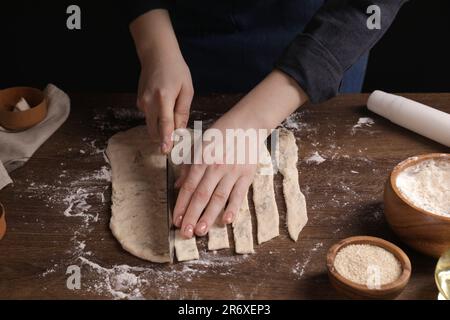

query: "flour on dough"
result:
(252, 144), (280, 244)
(107, 126), (171, 263)
(232, 193), (254, 254)
(277, 129), (308, 241)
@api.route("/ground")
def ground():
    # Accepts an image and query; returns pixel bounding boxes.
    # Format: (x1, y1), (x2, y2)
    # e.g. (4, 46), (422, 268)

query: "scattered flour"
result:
(305, 152), (326, 165)
(79, 257), (146, 300)
(63, 188), (95, 222)
(76, 252), (250, 300)
(27, 143), (111, 228)
(81, 166), (111, 182)
(60, 166), (111, 224)
(353, 117), (374, 128)
(351, 117), (375, 134)
(282, 112), (310, 132)
(41, 264), (59, 277)
(283, 114), (302, 130)
(88, 139), (106, 155)
(396, 158), (450, 217)
(292, 242), (323, 279)
(76, 240), (86, 251)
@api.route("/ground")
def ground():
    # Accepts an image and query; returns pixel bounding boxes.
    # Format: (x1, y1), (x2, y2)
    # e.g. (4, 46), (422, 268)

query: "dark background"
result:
(0, 0), (449, 94)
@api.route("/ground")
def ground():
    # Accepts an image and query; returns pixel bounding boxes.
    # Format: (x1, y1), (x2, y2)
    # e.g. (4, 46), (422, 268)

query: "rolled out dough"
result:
(232, 193), (254, 254)
(252, 144), (280, 244)
(106, 126), (171, 263)
(278, 129), (308, 241)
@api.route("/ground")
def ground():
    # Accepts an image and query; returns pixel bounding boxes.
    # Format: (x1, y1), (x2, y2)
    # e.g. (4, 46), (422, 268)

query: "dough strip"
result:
(232, 193), (254, 254)
(252, 144), (279, 244)
(208, 212), (230, 251)
(278, 129), (308, 241)
(174, 230), (200, 262)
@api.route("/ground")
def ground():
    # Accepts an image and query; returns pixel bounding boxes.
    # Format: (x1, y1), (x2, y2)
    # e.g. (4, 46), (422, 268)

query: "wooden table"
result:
(0, 93), (449, 300)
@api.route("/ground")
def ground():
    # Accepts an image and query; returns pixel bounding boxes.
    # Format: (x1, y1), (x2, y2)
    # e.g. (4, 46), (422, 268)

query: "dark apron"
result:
(170, 0), (368, 94)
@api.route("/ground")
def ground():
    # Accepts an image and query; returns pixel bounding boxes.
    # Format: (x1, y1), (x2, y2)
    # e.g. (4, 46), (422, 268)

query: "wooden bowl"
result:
(0, 202), (6, 240)
(384, 153), (450, 258)
(327, 236), (411, 300)
(0, 87), (47, 131)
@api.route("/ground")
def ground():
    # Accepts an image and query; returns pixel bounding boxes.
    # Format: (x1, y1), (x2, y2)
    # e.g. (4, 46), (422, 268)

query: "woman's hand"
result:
(137, 48), (193, 154)
(173, 70), (309, 239)
(130, 9), (194, 154)
(172, 123), (259, 239)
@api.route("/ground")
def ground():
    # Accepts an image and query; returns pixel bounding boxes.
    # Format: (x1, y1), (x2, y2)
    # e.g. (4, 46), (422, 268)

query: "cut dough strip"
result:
(252, 144), (280, 244)
(174, 229), (200, 262)
(232, 193), (254, 254)
(171, 129), (201, 261)
(278, 129), (308, 241)
(208, 216), (230, 251)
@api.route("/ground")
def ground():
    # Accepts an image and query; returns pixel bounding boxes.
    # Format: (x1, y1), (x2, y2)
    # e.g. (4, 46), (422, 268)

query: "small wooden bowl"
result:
(0, 87), (47, 131)
(327, 236), (411, 300)
(0, 202), (6, 240)
(384, 153), (450, 258)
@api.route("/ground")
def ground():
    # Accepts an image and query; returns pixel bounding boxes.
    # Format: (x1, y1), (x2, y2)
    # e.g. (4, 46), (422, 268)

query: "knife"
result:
(166, 157), (176, 262)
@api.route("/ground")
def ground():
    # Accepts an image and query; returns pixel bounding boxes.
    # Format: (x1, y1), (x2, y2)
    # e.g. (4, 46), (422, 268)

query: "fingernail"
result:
(184, 224), (194, 238)
(174, 178), (182, 189)
(224, 211), (234, 224)
(174, 215), (183, 227)
(196, 222), (208, 236)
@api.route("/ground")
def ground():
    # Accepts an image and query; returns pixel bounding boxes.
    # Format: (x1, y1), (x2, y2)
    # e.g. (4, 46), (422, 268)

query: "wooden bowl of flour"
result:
(384, 153), (450, 258)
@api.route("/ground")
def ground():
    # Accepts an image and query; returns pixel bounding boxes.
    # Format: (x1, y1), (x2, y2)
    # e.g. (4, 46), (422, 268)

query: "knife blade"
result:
(166, 157), (176, 262)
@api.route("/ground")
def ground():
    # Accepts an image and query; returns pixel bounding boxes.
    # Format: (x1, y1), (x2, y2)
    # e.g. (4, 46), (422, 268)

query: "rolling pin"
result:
(367, 91), (450, 147)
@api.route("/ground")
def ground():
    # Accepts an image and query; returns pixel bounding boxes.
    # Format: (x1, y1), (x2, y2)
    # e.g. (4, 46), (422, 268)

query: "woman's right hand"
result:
(130, 9), (194, 154)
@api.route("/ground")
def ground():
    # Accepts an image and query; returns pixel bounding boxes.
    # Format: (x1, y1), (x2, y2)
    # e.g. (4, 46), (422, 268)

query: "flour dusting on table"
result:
(63, 188), (94, 221)
(351, 117), (375, 135)
(282, 112), (310, 132)
(75, 251), (250, 299)
(305, 152), (326, 165)
(81, 166), (111, 182)
(292, 242), (323, 279)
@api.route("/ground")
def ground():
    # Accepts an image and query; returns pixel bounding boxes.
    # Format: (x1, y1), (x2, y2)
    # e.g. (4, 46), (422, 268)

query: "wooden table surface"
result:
(0, 93), (449, 300)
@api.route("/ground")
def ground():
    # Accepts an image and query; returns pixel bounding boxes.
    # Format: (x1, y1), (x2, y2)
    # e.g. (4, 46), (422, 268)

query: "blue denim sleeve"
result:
(275, 0), (407, 103)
